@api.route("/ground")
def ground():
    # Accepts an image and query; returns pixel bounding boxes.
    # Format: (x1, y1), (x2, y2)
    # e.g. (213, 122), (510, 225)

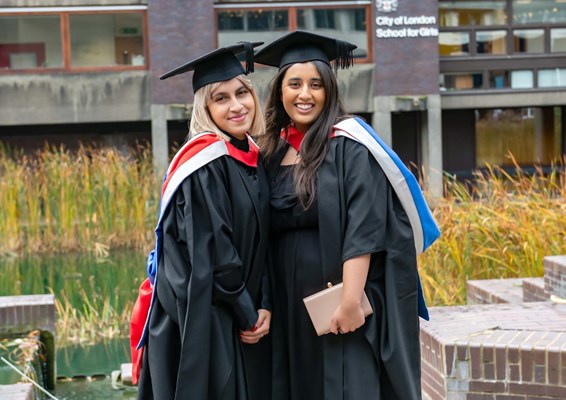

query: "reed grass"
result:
(419, 157), (566, 306)
(1, 143), (565, 342)
(0, 143), (159, 256)
(53, 283), (134, 346)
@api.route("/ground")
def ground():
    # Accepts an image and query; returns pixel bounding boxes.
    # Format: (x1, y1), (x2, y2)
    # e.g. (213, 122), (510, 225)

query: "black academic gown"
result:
(268, 137), (422, 400)
(138, 153), (271, 400)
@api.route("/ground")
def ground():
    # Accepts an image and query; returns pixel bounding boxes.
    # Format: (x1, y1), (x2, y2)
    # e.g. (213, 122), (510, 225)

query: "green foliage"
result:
(420, 158), (566, 306)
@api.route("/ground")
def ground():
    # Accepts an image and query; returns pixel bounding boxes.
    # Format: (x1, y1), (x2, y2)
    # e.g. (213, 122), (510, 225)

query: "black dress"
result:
(138, 136), (271, 400)
(268, 137), (422, 400)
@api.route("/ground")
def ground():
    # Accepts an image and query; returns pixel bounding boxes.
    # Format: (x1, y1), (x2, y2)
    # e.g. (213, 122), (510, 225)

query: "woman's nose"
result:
(298, 85), (311, 99)
(229, 97), (244, 111)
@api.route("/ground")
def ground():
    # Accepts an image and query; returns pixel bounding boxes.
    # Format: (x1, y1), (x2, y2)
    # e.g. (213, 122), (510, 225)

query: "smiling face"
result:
(206, 77), (255, 139)
(280, 62), (326, 133)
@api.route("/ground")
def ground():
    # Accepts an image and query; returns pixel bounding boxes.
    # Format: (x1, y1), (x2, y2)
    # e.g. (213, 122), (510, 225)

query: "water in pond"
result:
(0, 250), (145, 315)
(55, 338), (137, 399)
(0, 251), (146, 399)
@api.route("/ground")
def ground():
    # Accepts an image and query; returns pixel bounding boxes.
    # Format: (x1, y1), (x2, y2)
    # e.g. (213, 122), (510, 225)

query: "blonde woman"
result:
(131, 42), (271, 400)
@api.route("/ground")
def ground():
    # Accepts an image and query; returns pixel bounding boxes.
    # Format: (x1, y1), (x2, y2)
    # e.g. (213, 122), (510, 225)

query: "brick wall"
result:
(148, 0), (215, 104)
(544, 256), (566, 299)
(420, 303), (566, 400)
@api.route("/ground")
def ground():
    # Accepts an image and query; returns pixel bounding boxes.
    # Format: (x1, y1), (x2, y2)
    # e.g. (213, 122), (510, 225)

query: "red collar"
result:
(281, 125), (305, 152)
(162, 133), (258, 197)
(225, 135), (259, 167)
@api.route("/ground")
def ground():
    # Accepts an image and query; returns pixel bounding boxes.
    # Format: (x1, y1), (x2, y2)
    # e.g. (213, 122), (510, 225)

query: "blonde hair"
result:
(189, 74), (265, 140)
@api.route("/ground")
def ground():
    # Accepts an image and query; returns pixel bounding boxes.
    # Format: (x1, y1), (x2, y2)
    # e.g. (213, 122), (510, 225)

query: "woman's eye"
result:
(310, 81), (322, 89)
(237, 89), (249, 96)
(214, 95), (226, 102)
(288, 82), (301, 88)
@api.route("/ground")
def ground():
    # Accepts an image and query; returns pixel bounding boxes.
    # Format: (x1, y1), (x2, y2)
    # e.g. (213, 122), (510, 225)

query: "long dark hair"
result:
(259, 60), (347, 209)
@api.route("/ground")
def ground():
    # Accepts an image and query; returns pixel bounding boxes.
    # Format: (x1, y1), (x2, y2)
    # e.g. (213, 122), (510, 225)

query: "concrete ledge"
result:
(467, 278), (524, 305)
(420, 302), (566, 400)
(0, 295), (56, 390)
(0, 383), (34, 400)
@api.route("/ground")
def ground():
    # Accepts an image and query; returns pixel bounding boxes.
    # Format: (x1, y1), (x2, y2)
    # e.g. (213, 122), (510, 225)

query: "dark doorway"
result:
(392, 111), (422, 175)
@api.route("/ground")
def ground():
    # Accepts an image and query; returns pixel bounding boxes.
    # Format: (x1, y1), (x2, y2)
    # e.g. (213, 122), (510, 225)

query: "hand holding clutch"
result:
(303, 282), (373, 336)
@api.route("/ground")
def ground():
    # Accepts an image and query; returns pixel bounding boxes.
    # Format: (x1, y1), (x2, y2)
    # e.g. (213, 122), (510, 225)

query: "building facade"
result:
(1, 0), (565, 197)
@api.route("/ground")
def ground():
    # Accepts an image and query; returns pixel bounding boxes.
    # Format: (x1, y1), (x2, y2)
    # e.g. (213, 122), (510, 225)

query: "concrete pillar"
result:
(423, 94), (443, 199)
(373, 96), (393, 146)
(151, 104), (169, 177)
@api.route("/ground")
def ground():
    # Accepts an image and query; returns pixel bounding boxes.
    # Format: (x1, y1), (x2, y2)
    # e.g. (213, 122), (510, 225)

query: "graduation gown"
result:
(137, 135), (271, 400)
(268, 118), (437, 400)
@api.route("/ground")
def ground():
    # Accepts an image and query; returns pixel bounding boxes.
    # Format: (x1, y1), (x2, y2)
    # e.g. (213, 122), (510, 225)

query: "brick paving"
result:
(421, 255), (566, 400)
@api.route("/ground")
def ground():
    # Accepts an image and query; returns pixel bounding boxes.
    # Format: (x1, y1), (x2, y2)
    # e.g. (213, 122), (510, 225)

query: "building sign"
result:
(375, 1), (438, 39)
(376, 0), (398, 13)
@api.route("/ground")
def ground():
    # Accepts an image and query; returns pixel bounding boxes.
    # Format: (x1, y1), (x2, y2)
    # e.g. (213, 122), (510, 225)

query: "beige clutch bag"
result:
(303, 282), (373, 336)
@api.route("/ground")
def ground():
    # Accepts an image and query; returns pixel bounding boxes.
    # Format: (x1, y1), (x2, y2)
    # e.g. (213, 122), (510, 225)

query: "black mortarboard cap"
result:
(160, 41), (263, 93)
(254, 30), (357, 70)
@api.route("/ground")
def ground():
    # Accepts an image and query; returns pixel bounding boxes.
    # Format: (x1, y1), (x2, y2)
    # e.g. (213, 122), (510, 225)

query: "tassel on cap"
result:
(238, 41), (255, 74)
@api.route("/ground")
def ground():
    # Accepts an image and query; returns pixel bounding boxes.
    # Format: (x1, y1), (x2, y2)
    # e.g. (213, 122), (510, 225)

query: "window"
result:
(70, 14), (145, 67)
(439, 32), (470, 56)
(0, 16), (63, 70)
(489, 70), (509, 88)
(551, 28), (566, 52)
(439, 1), (507, 27)
(0, 10), (146, 73)
(440, 72), (483, 90)
(217, 10), (289, 49)
(513, 29), (544, 53)
(476, 107), (562, 166)
(538, 68), (566, 87)
(439, 0), (566, 91)
(476, 30), (507, 54)
(510, 70), (534, 88)
(216, 5), (370, 62)
(513, 0), (566, 24)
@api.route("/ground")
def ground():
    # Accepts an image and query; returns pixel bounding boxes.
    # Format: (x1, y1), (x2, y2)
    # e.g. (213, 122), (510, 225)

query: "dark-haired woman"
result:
(255, 31), (440, 400)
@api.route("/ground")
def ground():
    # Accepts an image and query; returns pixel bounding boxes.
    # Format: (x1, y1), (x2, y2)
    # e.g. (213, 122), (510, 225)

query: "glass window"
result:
(440, 72), (483, 90)
(439, 32), (470, 56)
(551, 28), (566, 52)
(0, 15), (63, 69)
(510, 70), (534, 88)
(217, 10), (288, 49)
(513, 0), (566, 24)
(477, 30), (507, 54)
(439, 1), (507, 27)
(69, 14), (145, 67)
(513, 29), (544, 53)
(476, 107), (562, 166)
(489, 70), (509, 88)
(538, 68), (566, 87)
(297, 8), (368, 58)
(218, 11), (244, 30)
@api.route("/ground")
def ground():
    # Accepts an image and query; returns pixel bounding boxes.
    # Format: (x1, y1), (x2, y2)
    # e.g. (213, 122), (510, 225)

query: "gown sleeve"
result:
(341, 141), (388, 262)
(162, 158), (258, 332)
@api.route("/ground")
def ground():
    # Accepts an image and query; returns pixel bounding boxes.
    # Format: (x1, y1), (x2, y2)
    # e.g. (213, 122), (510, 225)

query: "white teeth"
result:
(296, 104), (313, 110)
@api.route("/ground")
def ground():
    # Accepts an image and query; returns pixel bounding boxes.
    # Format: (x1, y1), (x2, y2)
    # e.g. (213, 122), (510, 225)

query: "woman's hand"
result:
(240, 309), (271, 344)
(329, 254), (371, 335)
(329, 301), (366, 335)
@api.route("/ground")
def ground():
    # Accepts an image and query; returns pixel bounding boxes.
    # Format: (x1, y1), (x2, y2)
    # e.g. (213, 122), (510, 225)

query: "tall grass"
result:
(0, 144), (159, 256)
(419, 158), (566, 306)
(1, 143), (565, 342)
